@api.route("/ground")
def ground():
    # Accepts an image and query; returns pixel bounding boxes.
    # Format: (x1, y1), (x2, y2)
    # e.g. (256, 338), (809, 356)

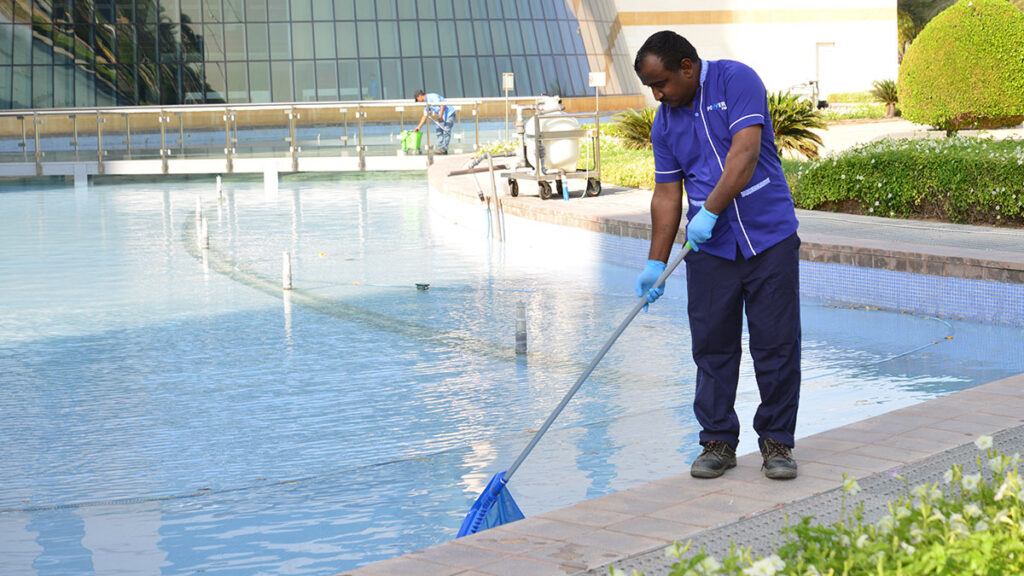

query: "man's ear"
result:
(680, 58), (695, 77)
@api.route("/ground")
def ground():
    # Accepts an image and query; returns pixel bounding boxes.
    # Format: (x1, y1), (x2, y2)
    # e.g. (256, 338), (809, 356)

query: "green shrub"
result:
(578, 125), (656, 190)
(820, 104), (889, 123)
(789, 137), (1024, 225)
(609, 107), (657, 150)
(826, 91), (875, 104)
(768, 91), (827, 159)
(614, 436), (1024, 576)
(899, 0), (1024, 133)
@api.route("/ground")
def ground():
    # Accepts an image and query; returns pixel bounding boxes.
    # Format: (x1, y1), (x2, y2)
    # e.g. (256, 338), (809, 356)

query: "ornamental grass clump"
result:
(613, 435), (1024, 576)
(789, 137), (1024, 226)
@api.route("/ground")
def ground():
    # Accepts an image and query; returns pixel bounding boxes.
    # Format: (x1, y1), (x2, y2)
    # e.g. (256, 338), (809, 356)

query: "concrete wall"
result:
(615, 1), (898, 103)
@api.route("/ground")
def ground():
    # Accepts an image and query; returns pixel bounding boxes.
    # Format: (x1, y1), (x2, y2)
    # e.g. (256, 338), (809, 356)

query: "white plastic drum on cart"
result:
(524, 97), (580, 172)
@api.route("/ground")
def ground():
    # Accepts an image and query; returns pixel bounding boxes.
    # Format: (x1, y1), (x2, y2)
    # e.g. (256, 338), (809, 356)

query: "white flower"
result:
(901, 542), (916, 555)
(975, 435), (994, 451)
(743, 555), (784, 576)
(964, 503), (982, 518)
(994, 478), (1017, 501)
(909, 525), (924, 544)
(943, 469), (955, 484)
(804, 566), (822, 576)
(962, 473), (982, 493)
(855, 534), (870, 548)
(989, 456), (1008, 474)
(993, 509), (1012, 525)
(975, 519), (990, 532)
(895, 505), (911, 520)
(843, 475), (862, 495)
(698, 556), (723, 573)
(876, 515), (894, 534)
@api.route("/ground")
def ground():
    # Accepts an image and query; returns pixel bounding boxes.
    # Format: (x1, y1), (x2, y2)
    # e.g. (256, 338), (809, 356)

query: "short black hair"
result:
(413, 89), (425, 100)
(634, 30), (699, 74)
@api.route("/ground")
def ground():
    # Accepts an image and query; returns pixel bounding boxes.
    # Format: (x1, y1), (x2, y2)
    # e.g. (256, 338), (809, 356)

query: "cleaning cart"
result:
(502, 96), (602, 201)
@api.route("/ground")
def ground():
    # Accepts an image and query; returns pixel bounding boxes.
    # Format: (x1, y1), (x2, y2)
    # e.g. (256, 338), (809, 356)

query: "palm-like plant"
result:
(871, 79), (900, 117)
(609, 106), (658, 149)
(767, 91), (826, 159)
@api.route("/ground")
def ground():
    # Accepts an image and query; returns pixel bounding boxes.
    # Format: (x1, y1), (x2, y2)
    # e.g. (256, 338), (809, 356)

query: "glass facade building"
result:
(0, 0), (640, 110)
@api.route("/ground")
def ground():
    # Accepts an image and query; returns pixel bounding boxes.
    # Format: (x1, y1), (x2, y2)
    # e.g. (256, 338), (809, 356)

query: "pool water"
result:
(1, 175), (1021, 575)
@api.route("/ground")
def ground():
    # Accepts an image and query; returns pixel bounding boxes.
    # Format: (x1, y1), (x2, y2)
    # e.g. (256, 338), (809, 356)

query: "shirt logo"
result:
(706, 101), (728, 112)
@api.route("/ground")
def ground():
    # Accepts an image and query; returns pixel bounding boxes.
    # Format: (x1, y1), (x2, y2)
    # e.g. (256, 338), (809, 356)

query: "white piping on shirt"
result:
(729, 113), (764, 131)
(740, 177), (770, 197)
(697, 71), (756, 256)
(656, 168), (683, 175)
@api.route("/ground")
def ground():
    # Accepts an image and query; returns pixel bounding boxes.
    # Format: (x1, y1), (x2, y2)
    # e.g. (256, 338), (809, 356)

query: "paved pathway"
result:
(340, 122), (1024, 576)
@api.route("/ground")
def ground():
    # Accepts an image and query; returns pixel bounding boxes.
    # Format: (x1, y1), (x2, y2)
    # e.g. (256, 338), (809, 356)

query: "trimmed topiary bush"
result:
(899, 0), (1024, 133)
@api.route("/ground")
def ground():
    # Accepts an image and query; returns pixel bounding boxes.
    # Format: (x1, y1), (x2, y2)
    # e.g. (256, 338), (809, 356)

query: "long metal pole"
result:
(505, 243), (692, 480)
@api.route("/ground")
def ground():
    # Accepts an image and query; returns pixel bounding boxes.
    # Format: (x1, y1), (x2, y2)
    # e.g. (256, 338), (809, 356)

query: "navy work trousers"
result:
(685, 233), (801, 450)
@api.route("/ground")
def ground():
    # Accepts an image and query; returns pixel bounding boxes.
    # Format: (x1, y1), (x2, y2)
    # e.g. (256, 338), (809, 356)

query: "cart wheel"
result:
(585, 178), (602, 197)
(508, 178), (519, 197)
(539, 181), (553, 200)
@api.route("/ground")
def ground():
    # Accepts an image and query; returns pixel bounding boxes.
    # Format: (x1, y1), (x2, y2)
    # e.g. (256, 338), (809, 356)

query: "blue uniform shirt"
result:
(652, 59), (798, 260)
(426, 93), (456, 122)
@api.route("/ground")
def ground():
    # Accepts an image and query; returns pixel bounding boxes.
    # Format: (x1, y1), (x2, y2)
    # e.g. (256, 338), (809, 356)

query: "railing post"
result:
(159, 112), (169, 175)
(33, 113), (43, 176)
(287, 108), (299, 172)
(70, 114), (79, 161)
(123, 113), (132, 159)
(18, 116), (27, 161)
(356, 105), (365, 171)
(223, 110), (235, 173)
(474, 102), (480, 151)
(96, 112), (105, 175)
(339, 107), (349, 149)
(178, 113), (185, 156)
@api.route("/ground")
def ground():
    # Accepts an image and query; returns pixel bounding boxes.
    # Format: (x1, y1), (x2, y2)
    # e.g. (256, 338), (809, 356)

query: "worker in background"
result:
(413, 89), (455, 155)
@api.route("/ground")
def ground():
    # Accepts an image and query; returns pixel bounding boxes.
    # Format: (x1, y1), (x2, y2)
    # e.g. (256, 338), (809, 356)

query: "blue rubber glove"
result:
(686, 206), (719, 252)
(635, 259), (667, 312)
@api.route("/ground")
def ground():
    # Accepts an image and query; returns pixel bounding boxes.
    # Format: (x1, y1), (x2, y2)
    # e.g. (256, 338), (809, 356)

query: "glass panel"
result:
(0, 67), (9, 108)
(355, 1), (374, 20)
(454, 20), (473, 54)
(335, 21), (356, 57)
(266, 0), (288, 20)
(398, 21), (418, 57)
(437, 20), (456, 56)
(468, 0), (486, 19)
(516, 0), (530, 18)
(441, 56), (461, 97)
(541, 55), (559, 95)
(204, 61), (225, 101)
(268, 22), (290, 59)
(0, 25), (13, 64)
(247, 22), (268, 59)
(376, 0), (395, 19)
(12, 24), (30, 65)
(458, 57), (479, 97)
(182, 61), (203, 102)
(511, 55), (530, 94)
(244, 0), (267, 21)
(380, 58), (400, 100)
(401, 58), (422, 99)
(333, 0), (353, 19)
(180, 0), (200, 20)
(54, 64), (74, 106)
(222, 0), (243, 22)
(249, 60), (270, 101)
(314, 21), (336, 59)
(485, 0), (502, 19)
(95, 0), (116, 23)
(159, 23), (181, 60)
(473, 19), (491, 55)
(270, 60), (291, 100)
(32, 66), (53, 107)
(527, 55), (543, 97)
(554, 0), (568, 19)
(291, 22), (313, 59)
(451, 0), (469, 18)
(290, 0), (312, 20)
(338, 59), (357, 99)
(435, 0), (452, 18)
(315, 60), (338, 99)
(532, 21), (550, 54)
(421, 57), (441, 92)
(226, 61), (247, 101)
(489, 21), (506, 55)
(358, 59), (380, 99)
(294, 59), (314, 100)
(203, 23), (224, 60)
(502, 1), (516, 18)
(477, 56), (496, 97)
(312, 0), (332, 20)
(547, 20), (565, 54)
(418, 20), (438, 57)
(504, 20), (523, 55)
(95, 63), (116, 104)
(204, 0), (223, 22)
(541, 0), (557, 19)
(415, 0), (434, 19)
(396, 0), (414, 19)
(553, 55), (571, 96)
(12, 66), (31, 107)
(32, 24), (54, 65)
(357, 21), (378, 57)
(76, 67), (96, 106)
(377, 20), (398, 58)
(224, 23), (245, 59)
(529, 0), (543, 20)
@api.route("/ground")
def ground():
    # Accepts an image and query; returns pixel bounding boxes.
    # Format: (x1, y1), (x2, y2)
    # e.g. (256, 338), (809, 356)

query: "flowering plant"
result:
(611, 435), (1023, 575)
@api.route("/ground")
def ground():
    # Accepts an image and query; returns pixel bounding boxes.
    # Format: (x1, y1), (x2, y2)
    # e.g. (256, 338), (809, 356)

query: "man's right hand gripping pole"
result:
(635, 260), (667, 313)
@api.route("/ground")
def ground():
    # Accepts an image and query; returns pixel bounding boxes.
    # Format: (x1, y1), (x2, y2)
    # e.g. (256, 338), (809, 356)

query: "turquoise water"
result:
(1, 175), (1021, 575)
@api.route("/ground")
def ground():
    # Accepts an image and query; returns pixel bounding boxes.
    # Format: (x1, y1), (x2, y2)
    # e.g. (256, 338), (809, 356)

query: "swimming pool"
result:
(1, 174), (1021, 575)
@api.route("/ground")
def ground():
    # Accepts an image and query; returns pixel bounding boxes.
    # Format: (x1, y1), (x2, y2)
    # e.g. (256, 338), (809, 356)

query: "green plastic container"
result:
(401, 130), (422, 151)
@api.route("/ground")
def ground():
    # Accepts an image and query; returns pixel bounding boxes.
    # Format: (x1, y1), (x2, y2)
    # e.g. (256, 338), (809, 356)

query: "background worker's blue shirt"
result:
(651, 59), (798, 260)
(426, 93), (455, 122)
